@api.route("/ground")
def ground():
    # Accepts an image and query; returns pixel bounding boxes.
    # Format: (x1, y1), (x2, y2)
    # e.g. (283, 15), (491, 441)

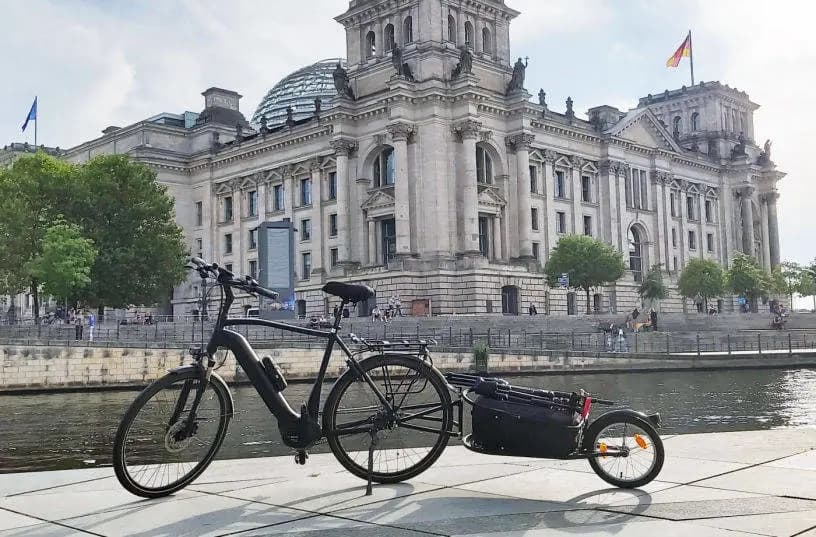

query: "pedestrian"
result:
(88, 311), (96, 342)
(528, 303), (538, 316)
(649, 308), (658, 332)
(371, 305), (381, 322)
(75, 311), (84, 341)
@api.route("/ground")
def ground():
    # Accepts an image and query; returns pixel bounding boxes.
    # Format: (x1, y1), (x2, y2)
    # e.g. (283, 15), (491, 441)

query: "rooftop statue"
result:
(451, 46), (473, 80)
(332, 62), (355, 100)
(392, 46), (415, 81)
(506, 57), (527, 94)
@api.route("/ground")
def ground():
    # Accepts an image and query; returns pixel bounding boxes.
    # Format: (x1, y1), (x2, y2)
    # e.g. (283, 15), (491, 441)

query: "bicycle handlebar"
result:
(188, 257), (279, 300)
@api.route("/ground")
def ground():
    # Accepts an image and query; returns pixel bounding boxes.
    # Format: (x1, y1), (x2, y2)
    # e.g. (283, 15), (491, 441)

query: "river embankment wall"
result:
(1, 343), (815, 393)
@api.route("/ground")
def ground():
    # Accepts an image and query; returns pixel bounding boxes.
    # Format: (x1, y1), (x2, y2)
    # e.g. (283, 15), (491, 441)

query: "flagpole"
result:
(688, 30), (695, 86)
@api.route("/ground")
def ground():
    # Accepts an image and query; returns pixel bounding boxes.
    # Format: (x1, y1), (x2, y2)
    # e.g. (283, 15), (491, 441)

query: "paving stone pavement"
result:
(1, 428), (814, 536)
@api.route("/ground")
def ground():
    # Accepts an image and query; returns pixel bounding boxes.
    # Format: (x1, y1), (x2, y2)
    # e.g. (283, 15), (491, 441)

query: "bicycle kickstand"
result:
(365, 428), (378, 496)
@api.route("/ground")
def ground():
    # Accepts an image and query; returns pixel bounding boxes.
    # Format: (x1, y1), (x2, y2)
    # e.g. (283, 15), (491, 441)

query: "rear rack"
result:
(348, 333), (437, 354)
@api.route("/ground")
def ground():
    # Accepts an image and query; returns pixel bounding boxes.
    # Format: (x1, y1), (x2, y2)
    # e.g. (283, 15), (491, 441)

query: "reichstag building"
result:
(13, 0), (785, 317)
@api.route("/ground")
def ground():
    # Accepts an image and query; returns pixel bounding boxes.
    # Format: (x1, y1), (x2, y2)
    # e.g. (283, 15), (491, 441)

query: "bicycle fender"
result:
(168, 365), (235, 418)
(588, 409), (661, 429)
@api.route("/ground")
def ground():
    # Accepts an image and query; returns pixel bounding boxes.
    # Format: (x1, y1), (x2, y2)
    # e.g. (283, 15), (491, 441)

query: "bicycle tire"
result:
(113, 370), (231, 498)
(324, 354), (452, 483)
(585, 413), (664, 489)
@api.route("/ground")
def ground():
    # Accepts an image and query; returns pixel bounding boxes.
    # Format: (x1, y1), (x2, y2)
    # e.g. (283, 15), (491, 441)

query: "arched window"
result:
(373, 147), (395, 187)
(476, 145), (493, 184)
(384, 24), (395, 52)
(629, 227), (643, 282)
(691, 112), (699, 131)
(482, 27), (491, 53)
(673, 116), (682, 135)
(448, 15), (456, 43)
(366, 31), (376, 58)
(403, 16), (413, 44)
(464, 21), (474, 49)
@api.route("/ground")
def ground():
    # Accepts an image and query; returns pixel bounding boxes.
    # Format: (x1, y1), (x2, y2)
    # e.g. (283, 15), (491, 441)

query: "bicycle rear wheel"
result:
(324, 354), (453, 483)
(113, 370), (231, 498)
(585, 413), (664, 488)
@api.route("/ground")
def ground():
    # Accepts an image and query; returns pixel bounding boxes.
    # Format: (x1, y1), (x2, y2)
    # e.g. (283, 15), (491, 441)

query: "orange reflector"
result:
(634, 434), (648, 449)
(599, 442), (608, 453)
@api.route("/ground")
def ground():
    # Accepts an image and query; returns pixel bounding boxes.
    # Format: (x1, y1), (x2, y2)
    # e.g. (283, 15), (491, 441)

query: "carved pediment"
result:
(478, 185), (507, 208)
(214, 180), (234, 195)
(705, 186), (718, 198)
(606, 108), (683, 153)
(361, 189), (395, 211)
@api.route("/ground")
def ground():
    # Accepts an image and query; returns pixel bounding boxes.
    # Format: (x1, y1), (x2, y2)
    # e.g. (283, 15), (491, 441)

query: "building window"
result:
(556, 211), (566, 234)
(670, 192), (677, 217)
(300, 178), (312, 206)
(301, 219), (311, 241)
(366, 31), (376, 58)
(673, 116), (682, 135)
(531, 208), (539, 231)
(639, 171), (648, 209)
(529, 165), (538, 193)
(555, 170), (566, 198)
(581, 175), (591, 203)
(464, 21), (474, 48)
(382, 218), (396, 266)
(328, 171), (337, 200)
(476, 145), (493, 184)
(248, 228), (257, 250)
(478, 216), (490, 257)
(688, 230), (697, 250)
(629, 227), (643, 282)
(329, 213), (338, 237)
(224, 233), (233, 255)
(247, 190), (258, 217)
(447, 14), (456, 42)
(223, 196), (233, 222)
(330, 248), (339, 267)
(195, 201), (203, 226)
(302, 252), (311, 279)
(691, 112), (700, 131)
(673, 256), (678, 271)
(273, 184), (284, 211)
(583, 215), (592, 236)
(384, 23), (395, 52)
(403, 16), (413, 44)
(672, 228), (677, 248)
(195, 238), (203, 258)
(482, 27), (491, 53)
(705, 199), (713, 223)
(532, 242), (540, 260)
(373, 147), (395, 187)
(707, 233), (715, 252)
(249, 260), (257, 280)
(686, 195), (695, 220)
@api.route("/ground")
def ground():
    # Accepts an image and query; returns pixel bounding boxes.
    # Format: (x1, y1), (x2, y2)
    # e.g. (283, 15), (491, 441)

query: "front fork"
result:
(169, 351), (213, 439)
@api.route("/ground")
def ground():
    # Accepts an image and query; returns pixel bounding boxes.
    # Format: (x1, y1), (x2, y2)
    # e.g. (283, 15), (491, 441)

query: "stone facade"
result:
(2, 0), (785, 318)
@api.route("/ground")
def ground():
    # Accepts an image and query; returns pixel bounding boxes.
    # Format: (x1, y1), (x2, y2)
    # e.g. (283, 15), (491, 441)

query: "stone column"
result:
(767, 191), (781, 268)
(697, 190), (705, 260)
(678, 180), (687, 267)
(615, 164), (629, 254)
(329, 138), (357, 265)
(368, 218), (377, 265)
(740, 186), (755, 257)
(651, 171), (666, 267)
(569, 155), (583, 235)
(493, 215), (503, 260)
(659, 176), (671, 269)
(760, 195), (771, 270)
(309, 159), (323, 275)
(506, 133), (535, 258)
(542, 150), (557, 255)
(282, 173), (294, 222)
(453, 120), (482, 254)
(599, 161), (614, 245)
(387, 122), (414, 256)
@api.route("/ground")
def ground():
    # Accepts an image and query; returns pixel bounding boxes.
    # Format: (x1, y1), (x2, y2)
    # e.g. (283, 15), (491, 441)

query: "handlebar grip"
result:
(254, 285), (279, 300)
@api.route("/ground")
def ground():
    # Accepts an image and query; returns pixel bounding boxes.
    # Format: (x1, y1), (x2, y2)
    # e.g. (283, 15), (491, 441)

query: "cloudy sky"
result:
(1, 0), (813, 266)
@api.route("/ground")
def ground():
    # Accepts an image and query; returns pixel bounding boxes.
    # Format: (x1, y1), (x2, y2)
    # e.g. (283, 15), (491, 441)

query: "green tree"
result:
(544, 235), (626, 314)
(30, 220), (97, 305)
(68, 155), (187, 308)
(0, 152), (76, 321)
(677, 258), (726, 311)
(771, 262), (804, 310)
(638, 264), (669, 308)
(728, 253), (771, 312)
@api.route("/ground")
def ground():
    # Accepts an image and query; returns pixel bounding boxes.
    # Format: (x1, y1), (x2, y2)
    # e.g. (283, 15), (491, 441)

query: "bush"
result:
(472, 342), (489, 372)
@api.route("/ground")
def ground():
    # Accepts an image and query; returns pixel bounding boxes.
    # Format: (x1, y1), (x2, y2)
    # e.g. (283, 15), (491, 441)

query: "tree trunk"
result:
(31, 279), (40, 323)
(585, 288), (591, 314)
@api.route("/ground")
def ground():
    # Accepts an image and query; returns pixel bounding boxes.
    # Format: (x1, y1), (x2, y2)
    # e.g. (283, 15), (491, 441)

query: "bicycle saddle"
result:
(322, 281), (375, 303)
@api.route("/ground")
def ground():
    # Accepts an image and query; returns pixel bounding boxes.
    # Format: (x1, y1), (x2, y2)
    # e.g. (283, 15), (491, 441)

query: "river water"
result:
(1, 367), (815, 473)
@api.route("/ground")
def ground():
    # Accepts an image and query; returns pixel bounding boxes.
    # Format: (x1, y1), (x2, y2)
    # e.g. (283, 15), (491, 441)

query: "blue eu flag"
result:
(22, 97), (37, 132)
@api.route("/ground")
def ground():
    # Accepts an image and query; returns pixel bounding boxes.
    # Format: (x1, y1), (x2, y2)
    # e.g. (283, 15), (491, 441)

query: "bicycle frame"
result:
(181, 279), (398, 450)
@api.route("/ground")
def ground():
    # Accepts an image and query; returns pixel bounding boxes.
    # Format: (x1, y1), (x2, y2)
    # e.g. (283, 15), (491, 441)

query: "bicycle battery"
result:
(261, 356), (288, 391)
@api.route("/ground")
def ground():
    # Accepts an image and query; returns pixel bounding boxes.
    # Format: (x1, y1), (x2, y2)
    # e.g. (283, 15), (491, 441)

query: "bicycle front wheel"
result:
(113, 370), (231, 498)
(324, 354), (453, 483)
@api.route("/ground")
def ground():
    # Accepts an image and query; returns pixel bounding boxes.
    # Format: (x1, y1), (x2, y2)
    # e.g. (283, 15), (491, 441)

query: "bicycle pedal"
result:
(294, 450), (309, 465)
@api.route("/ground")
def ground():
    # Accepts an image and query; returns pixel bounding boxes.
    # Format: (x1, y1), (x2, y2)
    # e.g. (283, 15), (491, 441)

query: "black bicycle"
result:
(113, 258), (454, 498)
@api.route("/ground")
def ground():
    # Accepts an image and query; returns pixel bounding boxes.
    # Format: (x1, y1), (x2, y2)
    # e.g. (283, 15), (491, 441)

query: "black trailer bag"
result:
(471, 395), (582, 458)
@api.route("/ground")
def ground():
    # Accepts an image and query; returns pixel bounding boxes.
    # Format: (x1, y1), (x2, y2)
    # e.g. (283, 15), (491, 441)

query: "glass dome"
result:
(251, 58), (345, 128)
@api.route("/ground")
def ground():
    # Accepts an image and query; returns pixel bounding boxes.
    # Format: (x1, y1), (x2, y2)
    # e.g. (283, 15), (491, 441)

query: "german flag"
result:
(666, 32), (692, 68)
